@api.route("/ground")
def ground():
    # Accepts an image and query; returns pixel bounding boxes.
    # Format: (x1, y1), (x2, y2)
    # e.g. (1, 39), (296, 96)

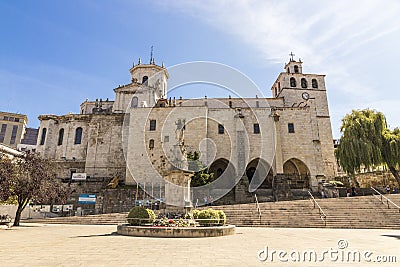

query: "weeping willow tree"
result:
(335, 109), (400, 186)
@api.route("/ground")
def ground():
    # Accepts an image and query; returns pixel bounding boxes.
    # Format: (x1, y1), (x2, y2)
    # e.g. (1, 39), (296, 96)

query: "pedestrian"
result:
(345, 188), (349, 197)
(204, 196), (208, 206)
(393, 185), (398, 194)
(351, 186), (356, 196)
(386, 185), (391, 194)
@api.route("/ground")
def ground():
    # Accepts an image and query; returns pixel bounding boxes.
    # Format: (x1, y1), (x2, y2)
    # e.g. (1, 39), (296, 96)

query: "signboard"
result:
(72, 173), (87, 181)
(78, 194), (96, 204)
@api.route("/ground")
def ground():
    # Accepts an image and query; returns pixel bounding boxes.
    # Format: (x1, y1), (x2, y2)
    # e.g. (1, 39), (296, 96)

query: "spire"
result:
(162, 61), (165, 68)
(138, 58), (141, 65)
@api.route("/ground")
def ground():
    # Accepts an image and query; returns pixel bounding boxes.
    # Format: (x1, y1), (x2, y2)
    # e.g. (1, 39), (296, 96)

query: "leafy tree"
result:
(0, 153), (70, 226)
(335, 109), (400, 186)
(187, 151), (214, 187)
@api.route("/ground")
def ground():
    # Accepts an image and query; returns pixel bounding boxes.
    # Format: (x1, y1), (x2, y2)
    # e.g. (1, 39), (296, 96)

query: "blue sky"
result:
(1, 0), (399, 138)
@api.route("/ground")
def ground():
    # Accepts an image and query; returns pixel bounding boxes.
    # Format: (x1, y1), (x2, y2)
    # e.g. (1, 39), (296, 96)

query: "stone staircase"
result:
(219, 194), (400, 229)
(24, 195), (400, 229)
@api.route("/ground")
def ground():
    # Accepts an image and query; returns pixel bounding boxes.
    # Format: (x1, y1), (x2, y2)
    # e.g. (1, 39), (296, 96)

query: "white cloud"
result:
(153, 0), (400, 137)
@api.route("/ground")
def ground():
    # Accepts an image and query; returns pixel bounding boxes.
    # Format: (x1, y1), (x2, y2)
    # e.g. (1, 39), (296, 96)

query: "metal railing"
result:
(308, 191), (327, 226)
(371, 187), (400, 212)
(254, 194), (261, 221)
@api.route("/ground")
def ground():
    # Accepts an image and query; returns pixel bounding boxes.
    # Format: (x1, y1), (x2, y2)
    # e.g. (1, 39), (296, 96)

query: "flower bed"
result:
(118, 207), (235, 237)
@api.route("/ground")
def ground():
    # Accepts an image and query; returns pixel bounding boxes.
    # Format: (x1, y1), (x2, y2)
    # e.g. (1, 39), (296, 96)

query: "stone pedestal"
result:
(163, 170), (193, 212)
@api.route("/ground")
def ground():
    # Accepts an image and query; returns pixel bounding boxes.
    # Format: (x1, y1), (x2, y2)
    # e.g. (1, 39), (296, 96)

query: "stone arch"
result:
(208, 158), (237, 189)
(245, 158), (273, 190)
(283, 158), (310, 188)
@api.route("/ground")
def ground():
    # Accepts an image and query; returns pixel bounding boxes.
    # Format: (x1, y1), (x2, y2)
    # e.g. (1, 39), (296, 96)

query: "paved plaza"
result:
(1, 223), (399, 266)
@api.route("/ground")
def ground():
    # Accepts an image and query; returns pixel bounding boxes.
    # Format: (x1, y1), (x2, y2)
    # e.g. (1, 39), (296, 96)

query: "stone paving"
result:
(1, 223), (399, 266)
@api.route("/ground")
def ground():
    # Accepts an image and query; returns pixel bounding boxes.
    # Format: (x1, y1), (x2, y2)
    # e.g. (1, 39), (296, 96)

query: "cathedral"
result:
(36, 55), (337, 204)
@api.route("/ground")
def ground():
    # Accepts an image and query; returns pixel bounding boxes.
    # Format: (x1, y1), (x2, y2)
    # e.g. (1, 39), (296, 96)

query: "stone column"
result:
(272, 112), (284, 174)
(163, 170), (193, 212)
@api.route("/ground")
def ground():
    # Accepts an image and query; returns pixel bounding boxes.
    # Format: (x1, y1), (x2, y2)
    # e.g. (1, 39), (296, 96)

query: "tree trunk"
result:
(13, 205), (23, 226)
(13, 200), (28, 226)
(388, 166), (400, 187)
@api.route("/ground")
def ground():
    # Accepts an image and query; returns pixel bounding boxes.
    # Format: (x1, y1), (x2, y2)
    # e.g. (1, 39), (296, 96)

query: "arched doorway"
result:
(208, 158), (237, 189)
(245, 158), (273, 191)
(283, 158), (310, 189)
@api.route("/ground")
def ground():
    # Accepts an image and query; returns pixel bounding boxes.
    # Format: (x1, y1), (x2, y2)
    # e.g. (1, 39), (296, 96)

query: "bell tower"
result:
(270, 53), (337, 180)
(113, 55), (168, 113)
(270, 53), (328, 116)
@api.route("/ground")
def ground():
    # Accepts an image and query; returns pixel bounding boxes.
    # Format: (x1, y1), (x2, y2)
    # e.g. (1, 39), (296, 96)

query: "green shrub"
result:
(127, 206), (155, 226)
(217, 210), (226, 226)
(197, 208), (219, 226)
(192, 209), (200, 219)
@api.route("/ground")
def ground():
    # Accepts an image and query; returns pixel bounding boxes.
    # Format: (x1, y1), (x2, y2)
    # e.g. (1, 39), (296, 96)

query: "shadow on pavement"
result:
(70, 232), (119, 238)
(381, 234), (400, 240)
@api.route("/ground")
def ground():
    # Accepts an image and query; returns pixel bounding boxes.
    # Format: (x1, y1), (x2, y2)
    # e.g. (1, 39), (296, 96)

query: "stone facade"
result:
(0, 111), (28, 149)
(36, 56), (337, 205)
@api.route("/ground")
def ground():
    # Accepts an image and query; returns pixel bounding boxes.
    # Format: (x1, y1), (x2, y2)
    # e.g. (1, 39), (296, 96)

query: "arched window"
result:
(290, 77), (297, 87)
(294, 65), (299, 73)
(301, 78), (308, 88)
(218, 124), (224, 134)
(40, 128), (47, 145)
(58, 128), (64, 146)
(287, 68), (290, 74)
(312, 79), (318, 88)
(142, 76), (148, 84)
(131, 97), (138, 108)
(149, 139), (154, 149)
(74, 127), (83, 145)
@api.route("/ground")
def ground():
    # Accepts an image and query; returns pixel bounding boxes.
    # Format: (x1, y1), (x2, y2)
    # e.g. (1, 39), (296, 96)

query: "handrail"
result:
(371, 187), (400, 212)
(308, 191), (327, 226)
(254, 194), (261, 220)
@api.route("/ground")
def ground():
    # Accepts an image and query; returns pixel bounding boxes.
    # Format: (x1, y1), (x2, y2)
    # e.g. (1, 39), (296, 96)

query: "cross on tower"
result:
(289, 52), (295, 61)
